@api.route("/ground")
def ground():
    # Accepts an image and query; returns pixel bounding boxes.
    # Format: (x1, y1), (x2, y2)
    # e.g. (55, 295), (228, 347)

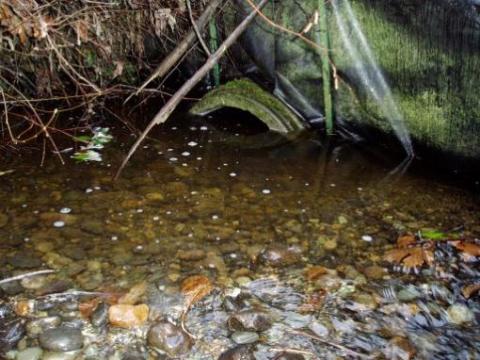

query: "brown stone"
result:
(108, 304), (149, 328)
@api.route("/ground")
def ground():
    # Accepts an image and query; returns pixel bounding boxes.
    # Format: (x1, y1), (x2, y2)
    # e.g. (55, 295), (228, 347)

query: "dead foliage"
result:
(0, 0), (207, 157)
(384, 234), (435, 272)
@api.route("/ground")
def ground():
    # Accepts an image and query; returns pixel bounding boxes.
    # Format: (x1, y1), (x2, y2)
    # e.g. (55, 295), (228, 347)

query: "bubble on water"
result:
(196, 157), (203, 161)
(94, 186), (101, 190)
(200, 126), (208, 131)
(153, 216), (160, 221)
(111, 236), (118, 241)
(181, 151), (190, 157)
(171, 126), (178, 130)
(60, 207), (71, 214)
(167, 148), (174, 152)
(262, 189), (271, 195)
(362, 235), (373, 242)
(53, 221), (65, 228)
(166, 210), (172, 215)
(212, 214), (219, 220)
(85, 188), (93, 193)
(330, 183), (336, 187)
(33, 210), (39, 214)
(357, 187), (363, 191)
(229, 172), (237, 177)
(169, 157), (178, 162)
(305, 182), (310, 187)
(223, 163), (229, 166)
(182, 163), (188, 167)
(21, 204), (27, 208)
(136, 209), (143, 213)
(190, 126), (197, 131)
(24, 237), (30, 243)
(187, 141), (198, 147)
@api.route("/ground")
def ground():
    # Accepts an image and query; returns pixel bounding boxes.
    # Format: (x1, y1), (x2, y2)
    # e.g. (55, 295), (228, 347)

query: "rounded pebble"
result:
(39, 327), (84, 352)
(231, 331), (259, 345)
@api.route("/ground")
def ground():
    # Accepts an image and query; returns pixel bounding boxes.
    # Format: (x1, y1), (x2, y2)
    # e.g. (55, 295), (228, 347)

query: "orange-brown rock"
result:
(108, 304), (149, 328)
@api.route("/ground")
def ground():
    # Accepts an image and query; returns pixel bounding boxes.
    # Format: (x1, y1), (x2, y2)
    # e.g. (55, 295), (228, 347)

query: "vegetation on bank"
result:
(0, 0), (218, 158)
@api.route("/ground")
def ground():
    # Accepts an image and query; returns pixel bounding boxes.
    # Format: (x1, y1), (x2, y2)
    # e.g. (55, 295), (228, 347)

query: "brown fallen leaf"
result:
(181, 275), (213, 304)
(397, 234), (416, 248)
(451, 241), (480, 257)
(384, 243), (434, 270)
(79, 297), (101, 318)
(305, 266), (329, 281)
(462, 284), (480, 299)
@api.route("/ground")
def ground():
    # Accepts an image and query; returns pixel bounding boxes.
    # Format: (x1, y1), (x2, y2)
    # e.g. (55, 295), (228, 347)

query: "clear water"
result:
(0, 115), (479, 359)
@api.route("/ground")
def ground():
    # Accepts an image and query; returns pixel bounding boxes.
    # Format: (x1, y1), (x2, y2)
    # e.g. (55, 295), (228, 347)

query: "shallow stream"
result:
(0, 115), (479, 359)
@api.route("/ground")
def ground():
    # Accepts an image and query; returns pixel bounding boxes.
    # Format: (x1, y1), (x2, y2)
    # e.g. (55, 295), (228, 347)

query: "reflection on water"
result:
(0, 116), (479, 359)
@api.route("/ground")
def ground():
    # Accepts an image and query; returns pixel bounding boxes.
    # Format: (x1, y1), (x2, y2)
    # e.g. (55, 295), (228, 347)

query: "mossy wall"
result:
(236, 0), (480, 157)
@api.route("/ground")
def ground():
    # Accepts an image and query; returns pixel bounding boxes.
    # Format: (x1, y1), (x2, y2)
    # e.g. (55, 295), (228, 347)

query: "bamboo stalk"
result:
(114, 0), (269, 180)
(209, 19), (221, 87)
(316, 0), (334, 135)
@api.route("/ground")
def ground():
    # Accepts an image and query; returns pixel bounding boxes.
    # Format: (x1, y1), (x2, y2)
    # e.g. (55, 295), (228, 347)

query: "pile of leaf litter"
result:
(0, 0), (215, 159)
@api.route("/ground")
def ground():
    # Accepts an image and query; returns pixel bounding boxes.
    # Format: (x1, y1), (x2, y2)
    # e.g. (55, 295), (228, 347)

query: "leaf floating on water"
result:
(420, 229), (447, 240)
(180, 275), (213, 305)
(397, 234), (416, 248)
(384, 236), (435, 271)
(305, 266), (329, 281)
(451, 241), (480, 257)
(462, 284), (480, 299)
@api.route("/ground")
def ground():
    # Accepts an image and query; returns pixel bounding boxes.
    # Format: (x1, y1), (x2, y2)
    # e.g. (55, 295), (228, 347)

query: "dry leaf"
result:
(462, 284), (480, 299)
(180, 275), (213, 304)
(112, 60), (125, 78)
(305, 266), (329, 281)
(79, 297), (101, 318)
(397, 234), (416, 248)
(384, 243), (434, 270)
(451, 241), (480, 257)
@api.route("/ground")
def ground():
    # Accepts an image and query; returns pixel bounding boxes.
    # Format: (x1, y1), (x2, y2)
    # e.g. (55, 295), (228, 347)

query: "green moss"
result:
(240, 0), (480, 157)
(190, 78), (306, 134)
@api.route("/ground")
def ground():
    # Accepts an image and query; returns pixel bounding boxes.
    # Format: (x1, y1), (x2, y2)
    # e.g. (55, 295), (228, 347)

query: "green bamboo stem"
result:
(209, 19), (221, 87)
(316, 0), (334, 135)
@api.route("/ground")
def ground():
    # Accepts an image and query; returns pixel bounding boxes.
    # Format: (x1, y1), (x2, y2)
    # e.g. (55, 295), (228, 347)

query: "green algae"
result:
(190, 78), (307, 134)
(236, 0), (480, 157)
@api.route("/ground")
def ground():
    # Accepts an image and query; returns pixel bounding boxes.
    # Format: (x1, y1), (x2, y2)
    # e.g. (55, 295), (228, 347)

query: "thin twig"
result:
(0, 87), (16, 143)
(186, 0), (211, 56)
(124, 0), (224, 103)
(288, 329), (374, 359)
(115, 0), (269, 179)
(0, 270), (55, 286)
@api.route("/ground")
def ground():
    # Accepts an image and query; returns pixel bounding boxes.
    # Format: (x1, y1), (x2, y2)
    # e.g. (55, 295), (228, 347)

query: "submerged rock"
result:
(228, 309), (272, 332)
(231, 331), (259, 344)
(147, 322), (193, 357)
(447, 304), (474, 325)
(16, 347), (43, 360)
(0, 318), (25, 352)
(259, 244), (302, 267)
(218, 345), (255, 360)
(108, 304), (149, 328)
(38, 327), (83, 352)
